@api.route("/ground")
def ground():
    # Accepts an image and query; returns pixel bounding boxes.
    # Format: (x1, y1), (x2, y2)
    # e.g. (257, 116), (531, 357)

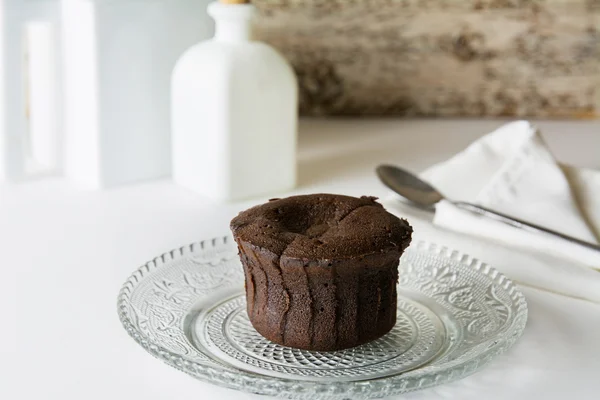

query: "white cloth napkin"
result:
(383, 121), (600, 302)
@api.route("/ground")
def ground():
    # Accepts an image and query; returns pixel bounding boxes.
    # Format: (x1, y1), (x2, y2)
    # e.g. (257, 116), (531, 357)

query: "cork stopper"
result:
(219, 0), (250, 4)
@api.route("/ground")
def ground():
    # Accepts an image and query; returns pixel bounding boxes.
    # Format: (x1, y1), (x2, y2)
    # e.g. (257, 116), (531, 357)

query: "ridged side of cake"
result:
(237, 239), (401, 351)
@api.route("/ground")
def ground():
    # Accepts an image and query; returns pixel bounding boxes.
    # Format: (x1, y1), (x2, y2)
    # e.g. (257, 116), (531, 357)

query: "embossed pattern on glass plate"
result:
(196, 294), (444, 381)
(118, 237), (528, 400)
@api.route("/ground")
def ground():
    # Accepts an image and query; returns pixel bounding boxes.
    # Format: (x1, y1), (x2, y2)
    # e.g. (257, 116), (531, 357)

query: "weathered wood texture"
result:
(254, 0), (599, 117)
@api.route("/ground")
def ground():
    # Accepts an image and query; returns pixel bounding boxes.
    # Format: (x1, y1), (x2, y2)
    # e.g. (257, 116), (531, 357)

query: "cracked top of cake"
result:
(230, 194), (412, 260)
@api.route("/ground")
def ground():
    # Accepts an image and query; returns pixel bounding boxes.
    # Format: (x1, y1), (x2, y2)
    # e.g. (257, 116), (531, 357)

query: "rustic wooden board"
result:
(254, 0), (599, 117)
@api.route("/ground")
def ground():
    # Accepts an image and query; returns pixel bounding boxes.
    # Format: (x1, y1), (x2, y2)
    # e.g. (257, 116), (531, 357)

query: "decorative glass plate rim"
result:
(117, 237), (528, 399)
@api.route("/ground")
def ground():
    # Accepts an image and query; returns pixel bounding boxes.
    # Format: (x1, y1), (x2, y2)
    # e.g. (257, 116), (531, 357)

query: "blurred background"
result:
(2, 0), (597, 189)
(254, 0), (599, 118)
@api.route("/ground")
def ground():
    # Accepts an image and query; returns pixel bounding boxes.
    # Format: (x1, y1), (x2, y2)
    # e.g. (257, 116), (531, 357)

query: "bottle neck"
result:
(215, 21), (253, 42)
(208, 2), (255, 43)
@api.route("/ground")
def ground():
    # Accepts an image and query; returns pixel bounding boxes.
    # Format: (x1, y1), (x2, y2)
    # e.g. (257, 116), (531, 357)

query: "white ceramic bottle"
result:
(171, 0), (298, 201)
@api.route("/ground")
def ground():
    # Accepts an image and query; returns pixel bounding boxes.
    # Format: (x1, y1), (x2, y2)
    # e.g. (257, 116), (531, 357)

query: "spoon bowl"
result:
(376, 165), (443, 207)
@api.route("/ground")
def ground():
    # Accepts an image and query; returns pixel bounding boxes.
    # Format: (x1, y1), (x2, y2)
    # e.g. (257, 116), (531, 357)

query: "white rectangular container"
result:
(1, 0), (62, 181)
(61, 0), (214, 188)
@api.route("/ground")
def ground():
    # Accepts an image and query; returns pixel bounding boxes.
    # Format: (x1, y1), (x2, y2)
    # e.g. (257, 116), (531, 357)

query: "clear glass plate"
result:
(118, 237), (527, 399)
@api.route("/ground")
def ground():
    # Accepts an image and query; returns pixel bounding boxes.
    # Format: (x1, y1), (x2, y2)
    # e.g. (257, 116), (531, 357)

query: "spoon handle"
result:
(453, 201), (600, 252)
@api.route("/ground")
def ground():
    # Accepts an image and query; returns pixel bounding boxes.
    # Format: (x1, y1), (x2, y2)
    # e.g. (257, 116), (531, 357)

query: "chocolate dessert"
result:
(230, 194), (412, 351)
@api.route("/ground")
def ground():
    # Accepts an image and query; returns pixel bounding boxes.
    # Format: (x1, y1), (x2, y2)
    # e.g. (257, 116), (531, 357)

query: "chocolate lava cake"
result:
(230, 194), (412, 351)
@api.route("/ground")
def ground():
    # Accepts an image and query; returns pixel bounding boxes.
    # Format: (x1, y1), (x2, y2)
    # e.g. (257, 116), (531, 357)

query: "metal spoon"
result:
(376, 164), (600, 252)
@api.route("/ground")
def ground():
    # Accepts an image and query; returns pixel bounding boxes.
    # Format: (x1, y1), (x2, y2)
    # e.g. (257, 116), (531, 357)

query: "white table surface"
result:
(3, 119), (600, 400)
